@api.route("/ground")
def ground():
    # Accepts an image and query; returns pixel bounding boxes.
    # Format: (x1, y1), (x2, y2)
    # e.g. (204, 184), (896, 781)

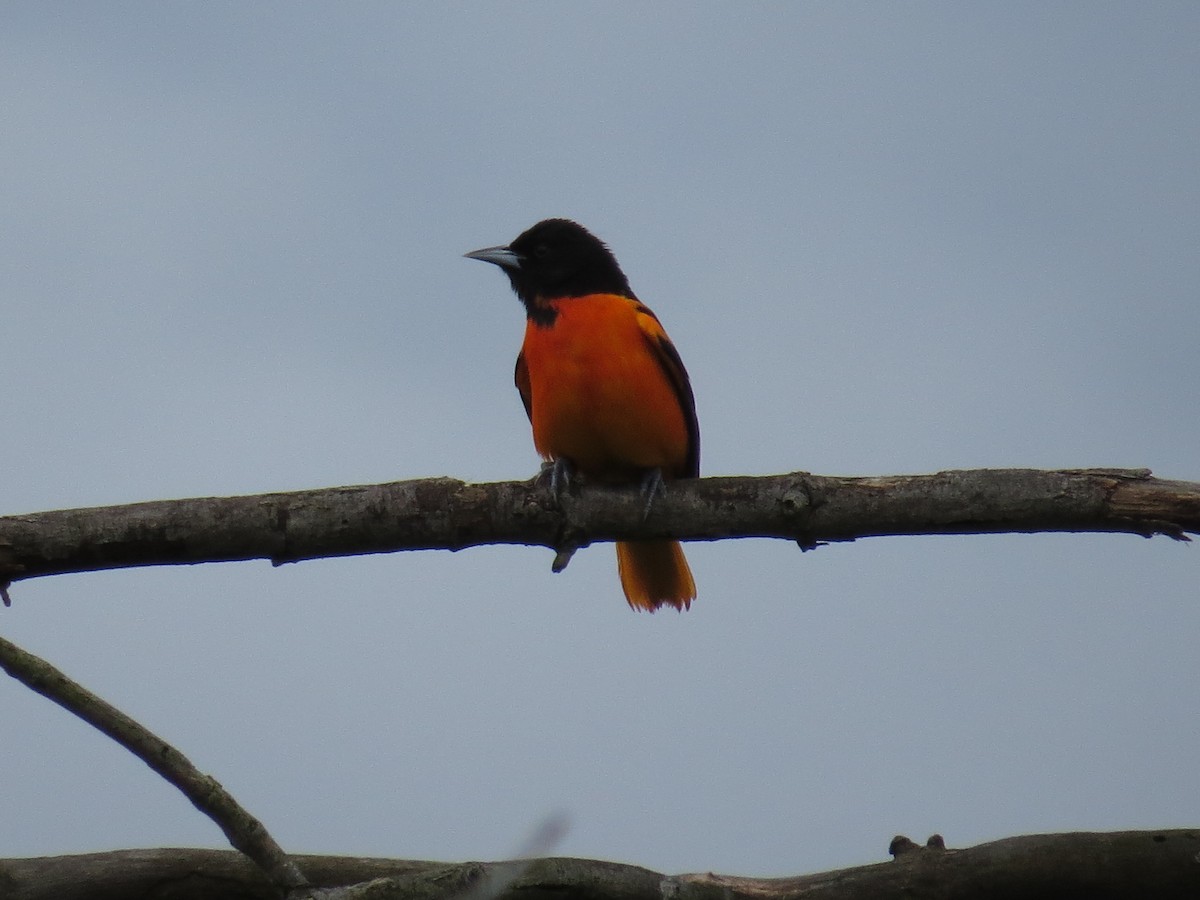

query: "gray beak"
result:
(464, 245), (522, 271)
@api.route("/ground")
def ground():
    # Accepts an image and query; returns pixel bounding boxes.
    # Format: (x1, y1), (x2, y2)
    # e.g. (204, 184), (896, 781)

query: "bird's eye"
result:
(533, 243), (550, 259)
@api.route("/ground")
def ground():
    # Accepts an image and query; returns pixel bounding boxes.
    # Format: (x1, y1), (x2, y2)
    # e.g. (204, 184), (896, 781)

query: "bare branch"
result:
(0, 634), (308, 896)
(0, 468), (1195, 588)
(2, 470), (1196, 897)
(4, 830), (1199, 900)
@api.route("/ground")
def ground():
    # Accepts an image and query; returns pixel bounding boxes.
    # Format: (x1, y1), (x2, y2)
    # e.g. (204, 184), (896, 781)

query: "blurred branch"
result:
(3, 830), (1199, 900)
(0, 634), (309, 896)
(0, 467), (1196, 590)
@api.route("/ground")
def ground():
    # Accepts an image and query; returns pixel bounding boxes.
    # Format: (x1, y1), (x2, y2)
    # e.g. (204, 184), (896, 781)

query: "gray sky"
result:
(2, 2), (1197, 877)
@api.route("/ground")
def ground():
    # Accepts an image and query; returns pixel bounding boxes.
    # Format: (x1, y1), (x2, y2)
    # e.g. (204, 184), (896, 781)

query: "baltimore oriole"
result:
(466, 218), (698, 611)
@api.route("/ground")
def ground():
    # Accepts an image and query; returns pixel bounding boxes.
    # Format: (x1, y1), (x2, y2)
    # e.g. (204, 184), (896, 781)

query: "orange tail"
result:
(615, 540), (696, 612)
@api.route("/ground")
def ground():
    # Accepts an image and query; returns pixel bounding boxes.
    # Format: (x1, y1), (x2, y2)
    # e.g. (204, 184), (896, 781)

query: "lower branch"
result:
(3, 830), (1198, 900)
(0, 468), (1195, 588)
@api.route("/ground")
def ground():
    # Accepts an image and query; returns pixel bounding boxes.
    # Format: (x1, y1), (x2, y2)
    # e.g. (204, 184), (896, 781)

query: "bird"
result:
(465, 218), (699, 611)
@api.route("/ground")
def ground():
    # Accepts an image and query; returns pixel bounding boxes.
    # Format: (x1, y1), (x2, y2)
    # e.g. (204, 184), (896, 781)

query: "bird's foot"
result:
(639, 468), (666, 521)
(537, 460), (581, 572)
(537, 458), (576, 507)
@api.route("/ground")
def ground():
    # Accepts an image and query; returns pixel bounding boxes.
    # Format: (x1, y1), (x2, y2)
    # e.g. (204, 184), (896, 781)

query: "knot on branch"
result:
(778, 474), (827, 551)
(889, 833), (948, 858)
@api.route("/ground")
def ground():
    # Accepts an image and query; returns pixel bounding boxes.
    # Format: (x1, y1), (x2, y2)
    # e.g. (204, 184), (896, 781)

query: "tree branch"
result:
(3, 830), (1199, 900)
(0, 634), (309, 896)
(0, 468), (1195, 591)
(3, 470), (1196, 898)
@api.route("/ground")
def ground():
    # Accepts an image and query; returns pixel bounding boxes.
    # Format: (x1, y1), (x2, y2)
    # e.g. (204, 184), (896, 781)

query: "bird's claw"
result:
(538, 458), (575, 507)
(639, 468), (666, 520)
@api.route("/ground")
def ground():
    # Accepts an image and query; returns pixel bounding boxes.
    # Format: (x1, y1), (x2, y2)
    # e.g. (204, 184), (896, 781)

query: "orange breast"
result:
(521, 294), (690, 482)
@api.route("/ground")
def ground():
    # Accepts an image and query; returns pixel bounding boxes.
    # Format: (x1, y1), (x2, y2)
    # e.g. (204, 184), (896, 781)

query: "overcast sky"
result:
(2, 2), (1197, 878)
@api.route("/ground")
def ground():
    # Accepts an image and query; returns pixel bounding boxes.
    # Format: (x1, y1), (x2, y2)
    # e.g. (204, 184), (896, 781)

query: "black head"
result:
(465, 219), (634, 318)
